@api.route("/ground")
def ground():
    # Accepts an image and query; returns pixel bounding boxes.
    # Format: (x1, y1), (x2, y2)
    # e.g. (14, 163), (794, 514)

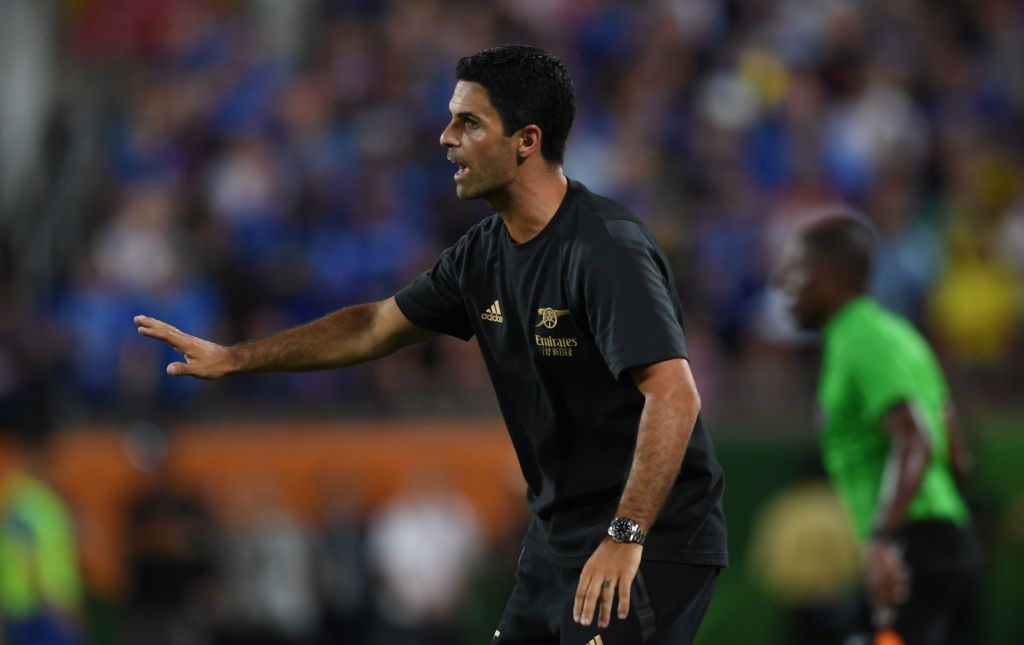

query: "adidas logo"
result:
(481, 300), (504, 323)
(586, 636), (606, 645)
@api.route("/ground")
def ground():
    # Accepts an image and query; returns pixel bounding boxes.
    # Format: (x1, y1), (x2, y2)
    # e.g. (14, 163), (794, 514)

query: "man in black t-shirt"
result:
(136, 45), (727, 645)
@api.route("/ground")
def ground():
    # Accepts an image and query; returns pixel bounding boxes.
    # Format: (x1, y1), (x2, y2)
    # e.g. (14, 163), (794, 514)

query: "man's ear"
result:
(516, 124), (543, 160)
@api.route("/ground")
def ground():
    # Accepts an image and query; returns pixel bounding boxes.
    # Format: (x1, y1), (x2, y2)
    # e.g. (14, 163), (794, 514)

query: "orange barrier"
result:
(4, 420), (524, 596)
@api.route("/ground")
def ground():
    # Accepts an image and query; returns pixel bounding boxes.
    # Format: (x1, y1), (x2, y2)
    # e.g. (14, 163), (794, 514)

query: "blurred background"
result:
(0, 0), (1022, 643)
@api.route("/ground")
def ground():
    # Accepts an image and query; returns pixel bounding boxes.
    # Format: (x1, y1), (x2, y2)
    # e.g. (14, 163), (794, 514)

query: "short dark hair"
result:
(455, 45), (576, 164)
(801, 212), (877, 292)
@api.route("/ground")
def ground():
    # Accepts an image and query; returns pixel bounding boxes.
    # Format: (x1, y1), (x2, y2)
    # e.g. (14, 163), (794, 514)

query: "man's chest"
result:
(463, 253), (595, 365)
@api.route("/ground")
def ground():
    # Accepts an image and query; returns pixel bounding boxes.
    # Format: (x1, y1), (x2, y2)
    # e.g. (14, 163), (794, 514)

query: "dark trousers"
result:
(493, 545), (719, 645)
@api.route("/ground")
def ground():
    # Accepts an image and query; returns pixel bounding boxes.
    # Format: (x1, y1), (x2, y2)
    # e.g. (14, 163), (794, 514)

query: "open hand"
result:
(573, 538), (642, 629)
(134, 315), (234, 379)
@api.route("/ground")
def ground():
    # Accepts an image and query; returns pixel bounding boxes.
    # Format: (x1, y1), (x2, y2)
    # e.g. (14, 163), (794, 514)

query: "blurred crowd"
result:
(117, 457), (491, 645)
(1, 0), (1023, 421)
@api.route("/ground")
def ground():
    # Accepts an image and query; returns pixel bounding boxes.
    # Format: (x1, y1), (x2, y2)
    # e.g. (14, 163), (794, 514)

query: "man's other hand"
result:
(865, 537), (910, 612)
(573, 538), (643, 629)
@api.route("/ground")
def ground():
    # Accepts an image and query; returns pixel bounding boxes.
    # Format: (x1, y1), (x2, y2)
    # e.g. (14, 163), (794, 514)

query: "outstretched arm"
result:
(573, 358), (700, 629)
(134, 297), (437, 379)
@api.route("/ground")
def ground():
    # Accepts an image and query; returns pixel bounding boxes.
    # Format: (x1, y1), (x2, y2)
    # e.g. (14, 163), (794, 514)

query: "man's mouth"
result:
(449, 157), (469, 180)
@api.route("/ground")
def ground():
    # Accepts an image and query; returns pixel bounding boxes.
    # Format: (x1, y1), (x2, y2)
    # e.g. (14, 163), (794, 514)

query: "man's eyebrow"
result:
(451, 110), (481, 121)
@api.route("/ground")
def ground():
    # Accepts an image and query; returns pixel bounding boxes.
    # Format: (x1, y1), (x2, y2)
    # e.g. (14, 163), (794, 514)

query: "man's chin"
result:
(454, 182), (478, 200)
(454, 181), (495, 201)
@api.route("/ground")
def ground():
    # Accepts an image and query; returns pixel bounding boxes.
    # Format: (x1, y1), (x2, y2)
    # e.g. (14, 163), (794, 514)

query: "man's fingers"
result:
(135, 314), (185, 336)
(874, 570), (910, 608)
(134, 314), (170, 333)
(893, 570), (911, 604)
(583, 582), (601, 627)
(167, 361), (190, 377)
(598, 578), (616, 628)
(573, 573), (591, 623)
(136, 315), (179, 341)
(618, 577), (631, 619)
(578, 576), (602, 627)
(135, 314), (198, 354)
(889, 557), (910, 604)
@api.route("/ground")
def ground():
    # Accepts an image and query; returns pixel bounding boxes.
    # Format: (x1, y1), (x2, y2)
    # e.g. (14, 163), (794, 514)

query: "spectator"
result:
(0, 427), (83, 645)
(218, 478), (318, 645)
(312, 479), (371, 645)
(120, 421), (220, 645)
(366, 472), (483, 645)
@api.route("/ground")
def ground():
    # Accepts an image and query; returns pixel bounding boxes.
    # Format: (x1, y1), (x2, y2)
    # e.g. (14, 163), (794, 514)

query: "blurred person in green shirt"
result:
(0, 431), (82, 645)
(777, 212), (977, 645)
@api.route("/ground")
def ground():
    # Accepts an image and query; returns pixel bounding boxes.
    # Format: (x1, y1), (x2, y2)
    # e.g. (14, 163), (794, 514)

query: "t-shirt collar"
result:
(502, 178), (579, 251)
(824, 296), (873, 340)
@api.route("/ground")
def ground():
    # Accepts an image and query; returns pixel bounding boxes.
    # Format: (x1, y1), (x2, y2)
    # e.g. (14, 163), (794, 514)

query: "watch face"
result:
(610, 518), (636, 541)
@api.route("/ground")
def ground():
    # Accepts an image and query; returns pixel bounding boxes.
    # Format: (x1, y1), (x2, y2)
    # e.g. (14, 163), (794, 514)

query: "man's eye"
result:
(466, 120), (479, 129)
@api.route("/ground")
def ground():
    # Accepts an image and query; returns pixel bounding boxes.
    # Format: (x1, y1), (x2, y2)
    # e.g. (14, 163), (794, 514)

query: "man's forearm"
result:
(873, 403), (932, 536)
(231, 303), (396, 373)
(615, 387), (700, 531)
(945, 403), (973, 485)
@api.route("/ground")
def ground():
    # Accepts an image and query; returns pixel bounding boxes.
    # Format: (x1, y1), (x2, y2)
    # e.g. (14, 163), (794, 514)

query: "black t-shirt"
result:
(395, 180), (727, 566)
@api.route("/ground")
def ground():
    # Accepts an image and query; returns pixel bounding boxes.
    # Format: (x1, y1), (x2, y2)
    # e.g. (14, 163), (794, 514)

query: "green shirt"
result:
(818, 297), (969, 541)
(0, 472), (82, 619)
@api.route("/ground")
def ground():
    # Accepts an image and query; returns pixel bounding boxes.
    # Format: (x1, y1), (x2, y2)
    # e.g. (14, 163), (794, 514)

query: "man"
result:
(778, 213), (977, 644)
(136, 45), (727, 644)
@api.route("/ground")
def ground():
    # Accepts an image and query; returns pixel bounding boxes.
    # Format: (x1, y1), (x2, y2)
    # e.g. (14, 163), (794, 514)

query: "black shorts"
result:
(492, 545), (720, 645)
(855, 520), (979, 645)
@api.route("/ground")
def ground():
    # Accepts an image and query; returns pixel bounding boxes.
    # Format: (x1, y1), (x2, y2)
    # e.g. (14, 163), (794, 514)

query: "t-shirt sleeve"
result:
(579, 220), (688, 379)
(394, 241), (474, 341)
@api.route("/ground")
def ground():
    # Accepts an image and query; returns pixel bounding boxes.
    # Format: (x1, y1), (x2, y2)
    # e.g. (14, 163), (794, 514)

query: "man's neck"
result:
(489, 168), (568, 244)
(822, 291), (865, 329)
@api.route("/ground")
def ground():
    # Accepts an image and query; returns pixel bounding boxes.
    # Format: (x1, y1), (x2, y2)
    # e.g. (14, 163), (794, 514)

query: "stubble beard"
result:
(455, 170), (511, 202)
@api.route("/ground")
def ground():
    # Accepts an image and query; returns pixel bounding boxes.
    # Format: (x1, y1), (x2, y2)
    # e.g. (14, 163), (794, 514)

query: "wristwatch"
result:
(607, 517), (646, 545)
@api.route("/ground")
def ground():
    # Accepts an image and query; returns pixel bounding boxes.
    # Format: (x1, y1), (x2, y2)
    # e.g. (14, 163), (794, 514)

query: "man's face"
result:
(439, 80), (519, 200)
(777, 237), (832, 330)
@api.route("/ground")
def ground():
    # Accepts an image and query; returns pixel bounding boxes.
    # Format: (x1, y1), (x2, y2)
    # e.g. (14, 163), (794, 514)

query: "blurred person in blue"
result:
(0, 425), (83, 645)
(135, 45), (726, 645)
(777, 212), (978, 644)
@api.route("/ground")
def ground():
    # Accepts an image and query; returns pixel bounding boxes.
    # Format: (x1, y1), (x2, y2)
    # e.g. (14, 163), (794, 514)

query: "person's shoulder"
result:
(860, 301), (927, 350)
(13, 474), (67, 514)
(447, 213), (503, 257)
(460, 212), (502, 242)
(830, 300), (928, 364)
(567, 181), (653, 251)
(877, 306), (942, 369)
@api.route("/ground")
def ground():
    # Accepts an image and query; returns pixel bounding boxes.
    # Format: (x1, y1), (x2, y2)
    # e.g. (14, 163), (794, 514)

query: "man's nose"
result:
(439, 122), (457, 148)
